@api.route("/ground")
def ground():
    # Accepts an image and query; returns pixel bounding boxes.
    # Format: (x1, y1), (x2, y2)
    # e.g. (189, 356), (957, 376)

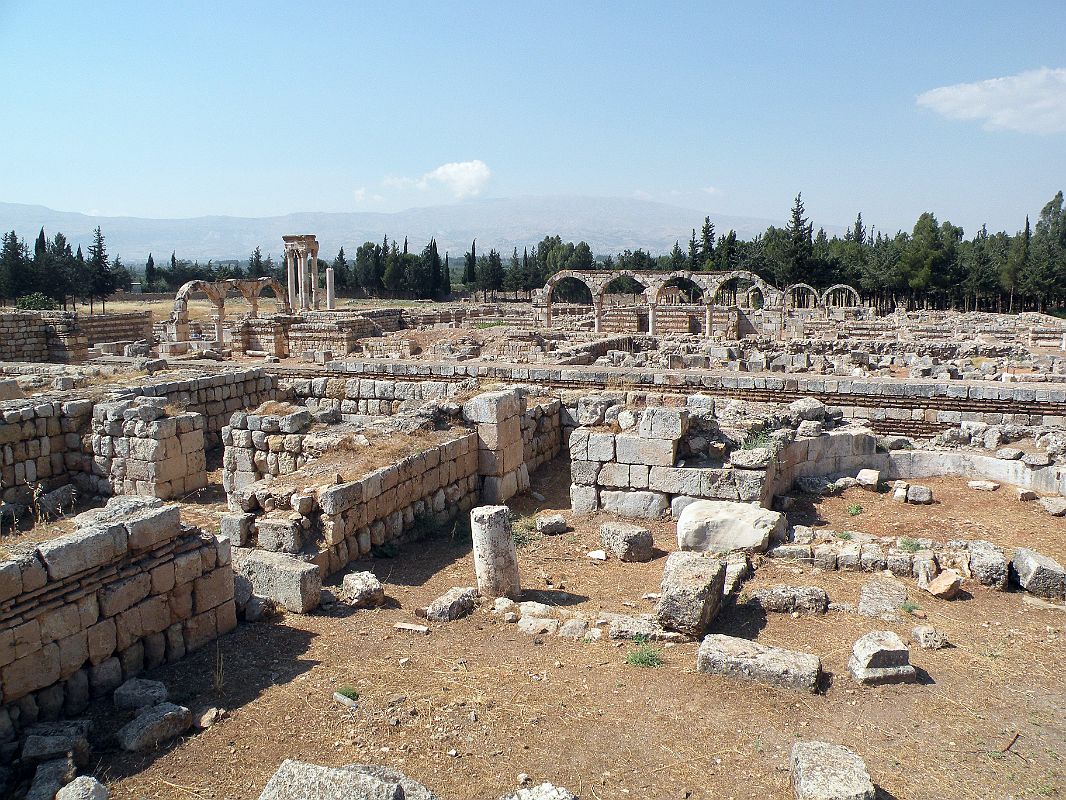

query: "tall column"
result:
(647, 303), (657, 336)
(311, 250), (319, 310)
(297, 250), (307, 311)
(325, 267), (335, 310)
(593, 298), (603, 333)
(704, 304), (712, 336)
(285, 249), (297, 310)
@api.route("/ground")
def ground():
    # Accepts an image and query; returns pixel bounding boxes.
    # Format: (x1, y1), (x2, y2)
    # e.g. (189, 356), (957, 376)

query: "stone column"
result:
(325, 267), (336, 310)
(285, 249), (297, 310)
(544, 302), (552, 328)
(704, 304), (712, 336)
(311, 250), (320, 310)
(299, 250), (309, 311)
(647, 303), (657, 336)
(470, 505), (520, 599)
(593, 298), (603, 333)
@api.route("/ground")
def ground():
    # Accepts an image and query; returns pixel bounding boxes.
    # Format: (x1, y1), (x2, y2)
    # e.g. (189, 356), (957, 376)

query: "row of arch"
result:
(536, 269), (861, 309)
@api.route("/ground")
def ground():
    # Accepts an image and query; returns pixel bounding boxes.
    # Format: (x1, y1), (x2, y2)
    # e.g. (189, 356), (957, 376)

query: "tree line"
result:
(2, 190), (1063, 313)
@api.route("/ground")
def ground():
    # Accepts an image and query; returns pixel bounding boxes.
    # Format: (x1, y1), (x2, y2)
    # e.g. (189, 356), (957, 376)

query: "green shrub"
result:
(846, 503), (863, 516)
(336, 685), (359, 701)
(836, 531), (853, 541)
(741, 429), (772, 450)
(625, 643), (663, 668)
(901, 599), (919, 614)
(898, 537), (922, 553)
(15, 292), (59, 311)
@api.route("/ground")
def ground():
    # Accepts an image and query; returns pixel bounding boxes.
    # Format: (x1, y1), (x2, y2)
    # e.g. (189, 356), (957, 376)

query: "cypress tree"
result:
(463, 239), (477, 285)
(699, 217), (715, 268)
(145, 253), (156, 288)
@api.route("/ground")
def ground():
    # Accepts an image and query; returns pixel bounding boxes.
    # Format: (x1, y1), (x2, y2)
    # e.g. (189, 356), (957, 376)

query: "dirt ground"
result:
(60, 462), (1062, 800)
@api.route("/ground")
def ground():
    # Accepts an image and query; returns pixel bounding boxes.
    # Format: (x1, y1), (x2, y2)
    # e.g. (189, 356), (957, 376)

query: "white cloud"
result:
(417, 159), (491, 198)
(352, 187), (383, 204)
(916, 67), (1066, 135)
(382, 159), (492, 199)
(701, 186), (718, 195)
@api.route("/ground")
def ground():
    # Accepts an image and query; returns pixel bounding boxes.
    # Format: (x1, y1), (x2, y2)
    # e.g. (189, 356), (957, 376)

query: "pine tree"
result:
(699, 217), (715, 268)
(463, 240), (477, 286)
(478, 249), (505, 291)
(332, 247), (352, 289)
(248, 246), (265, 278)
(504, 247), (523, 290)
(145, 253), (156, 288)
(383, 241), (404, 291)
(86, 226), (115, 313)
(0, 231), (22, 302)
(782, 193), (814, 284)
(687, 229), (699, 270)
(670, 241), (686, 270)
(1004, 216), (1030, 312)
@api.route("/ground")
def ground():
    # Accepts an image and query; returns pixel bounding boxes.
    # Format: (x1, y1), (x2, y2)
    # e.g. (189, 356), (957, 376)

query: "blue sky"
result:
(2, 1), (1065, 235)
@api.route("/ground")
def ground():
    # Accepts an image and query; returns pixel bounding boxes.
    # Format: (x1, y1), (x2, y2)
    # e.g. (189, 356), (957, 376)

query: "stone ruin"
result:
(0, 244), (1064, 798)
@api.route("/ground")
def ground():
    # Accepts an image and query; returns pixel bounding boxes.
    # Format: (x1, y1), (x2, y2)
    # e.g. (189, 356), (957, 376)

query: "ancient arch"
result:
(784, 283), (820, 309)
(169, 277), (291, 347)
(820, 283), (862, 308)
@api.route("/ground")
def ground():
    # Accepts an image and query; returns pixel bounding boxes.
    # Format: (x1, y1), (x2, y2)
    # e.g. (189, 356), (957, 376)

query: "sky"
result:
(2, 0), (1065, 236)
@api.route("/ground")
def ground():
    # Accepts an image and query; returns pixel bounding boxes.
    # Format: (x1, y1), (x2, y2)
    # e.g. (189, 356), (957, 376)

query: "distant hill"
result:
(0, 196), (843, 264)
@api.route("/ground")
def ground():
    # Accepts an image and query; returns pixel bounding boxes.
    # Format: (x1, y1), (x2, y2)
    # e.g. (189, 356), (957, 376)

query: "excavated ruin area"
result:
(82, 464), (1066, 800)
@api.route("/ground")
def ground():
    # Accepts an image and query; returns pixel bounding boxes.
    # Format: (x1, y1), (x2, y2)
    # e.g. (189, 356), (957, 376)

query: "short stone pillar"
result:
(326, 267), (336, 310)
(470, 505), (520, 599)
(647, 302), (657, 335)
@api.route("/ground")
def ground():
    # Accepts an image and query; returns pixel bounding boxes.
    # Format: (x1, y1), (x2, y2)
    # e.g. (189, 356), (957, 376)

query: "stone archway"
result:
(820, 283), (862, 308)
(169, 277), (292, 348)
(785, 283), (820, 309)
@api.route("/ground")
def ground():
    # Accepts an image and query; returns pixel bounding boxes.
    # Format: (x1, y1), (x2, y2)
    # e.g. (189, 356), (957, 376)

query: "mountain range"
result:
(0, 196), (842, 264)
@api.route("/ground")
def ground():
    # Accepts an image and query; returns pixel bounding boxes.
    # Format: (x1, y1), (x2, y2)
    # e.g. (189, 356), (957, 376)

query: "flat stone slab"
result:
(696, 634), (822, 693)
(117, 702), (192, 751)
(677, 500), (784, 554)
(790, 741), (875, 800)
(857, 577), (907, 621)
(424, 587), (478, 622)
(258, 759), (402, 800)
(848, 631), (916, 685)
(1012, 548), (1066, 599)
(499, 784), (578, 800)
(343, 765), (440, 800)
(233, 548), (321, 614)
(535, 514), (568, 535)
(748, 585), (829, 614)
(601, 613), (691, 643)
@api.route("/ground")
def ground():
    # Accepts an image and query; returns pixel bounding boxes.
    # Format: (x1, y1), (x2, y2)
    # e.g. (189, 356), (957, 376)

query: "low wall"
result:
(78, 312), (153, 346)
(523, 398), (562, 473)
(0, 312), (86, 364)
(291, 375), (460, 418)
(0, 397), (94, 505)
(0, 500), (234, 739)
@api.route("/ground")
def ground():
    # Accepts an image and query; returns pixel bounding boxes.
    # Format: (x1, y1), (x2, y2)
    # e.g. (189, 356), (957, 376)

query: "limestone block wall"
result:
(89, 400), (207, 500)
(77, 312), (153, 346)
(763, 429), (881, 500)
(228, 430), (480, 578)
(0, 397), (94, 506)
(461, 389), (529, 504)
(290, 375), (460, 418)
(288, 322), (367, 356)
(231, 318), (289, 358)
(522, 398), (562, 473)
(357, 338), (414, 358)
(118, 367), (283, 445)
(0, 312), (87, 364)
(220, 406), (313, 493)
(0, 500), (234, 741)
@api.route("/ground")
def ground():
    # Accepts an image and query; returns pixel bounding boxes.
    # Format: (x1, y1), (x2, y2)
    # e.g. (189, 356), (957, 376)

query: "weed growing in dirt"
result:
(336, 685), (360, 701)
(741, 429), (772, 450)
(898, 538), (922, 553)
(901, 599), (920, 614)
(836, 531), (853, 541)
(511, 514), (540, 549)
(625, 643), (663, 668)
(846, 503), (863, 516)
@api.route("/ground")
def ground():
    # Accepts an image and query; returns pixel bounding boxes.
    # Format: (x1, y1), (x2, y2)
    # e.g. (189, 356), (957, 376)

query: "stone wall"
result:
(291, 375), (460, 418)
(227, 429), (480, 579)
(522, 398), (562, 473)
(0, 499), (234, 740)
(89, 399), (207, 500)
(77, 312), (153, 346)
(0, 312), (86, 364)
(220, 406), (313, 493)
(0, 397), (94, 506)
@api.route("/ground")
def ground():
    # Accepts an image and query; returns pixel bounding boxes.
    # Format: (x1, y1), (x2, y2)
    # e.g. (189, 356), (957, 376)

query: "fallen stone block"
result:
(21, 733), (90, 768)
(965, 540), (1008, 590)
(676, 500), (784, 554)
(341, 572), (385, 608)
(924, 569), (962, 600)
(57, 776), (109, 800)
(26, 756), (76, 800)
(696, 634), (822, 693)
(790, 740), (875, 800)
(599, 489), (669, 519)
(117, 702), (192, 751)
(425, 587), (478, 622)
(855, 469), (880, 489)
(748, 585), (829, 614)
(599, 521), (654, 562)
(656, 552), (726, 637)
(343, 765), (440, 800)
(1011, 548), (1066, 599)
(499, 783), (577, 800)
(911, 625), (947, 650)
(601, 613), (691, 643)
(967, 480), (999, 492)
(113, 677), (167, 710)
(393, 623), (430, 635)
(848, 631), (916, 685)
(517, 617), (560, 636)
(1038, 497), (1066, 517)
(258, 759), (403, 800)
(233, 548), (321, 613)
(534, 514), (568, 535)
(906, 485), (933, 504)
